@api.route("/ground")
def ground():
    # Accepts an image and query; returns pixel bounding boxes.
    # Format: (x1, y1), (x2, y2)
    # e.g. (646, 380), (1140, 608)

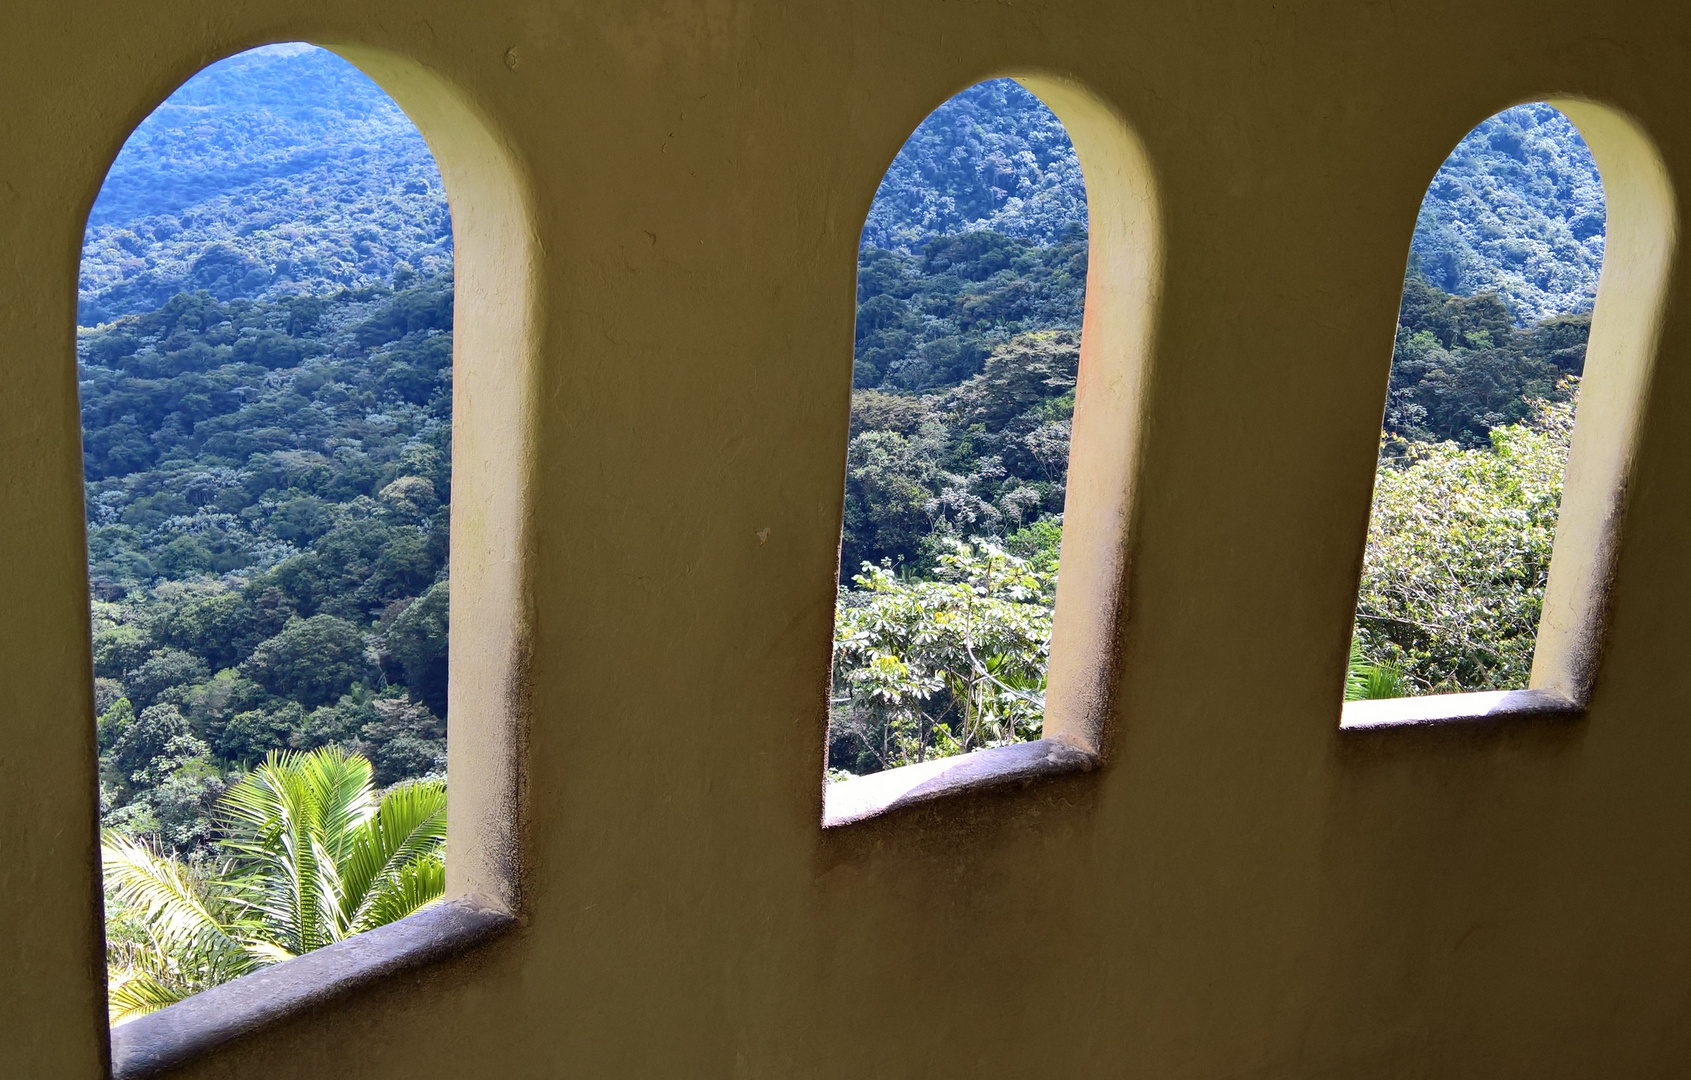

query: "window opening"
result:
(1348, 103), (1604, 701)
(84, 44), (456, 1023)
(828, 80), (1089, 780)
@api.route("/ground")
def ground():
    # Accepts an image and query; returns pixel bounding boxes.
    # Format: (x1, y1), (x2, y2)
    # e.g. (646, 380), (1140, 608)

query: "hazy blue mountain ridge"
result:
(1411, 102), (1605, 323)
(860, 80), (1090, 252)
(80, 55), (1605, 331)
(79, 45), (450, 326)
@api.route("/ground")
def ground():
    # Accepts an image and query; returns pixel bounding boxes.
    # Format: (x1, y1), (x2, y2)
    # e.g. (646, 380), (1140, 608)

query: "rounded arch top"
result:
(1530, 98), (1675, 702)
(849, 71), (1163, 756)
(84, 38), (541, 910)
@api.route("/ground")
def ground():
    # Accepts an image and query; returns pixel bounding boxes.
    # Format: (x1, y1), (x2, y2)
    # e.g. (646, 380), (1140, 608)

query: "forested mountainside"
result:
(81, 56), (1601, 332)
(859, 80), (1090, 252)
(860, 85), (1601, 324)
(853, 226), (1087, 391)
(83, 278), (453, 849)
(80, 41), (1607, 819)
(1386, 265), (1588, 445)
(79, 44), (450, 325)
(1411, 103), (1605, 323)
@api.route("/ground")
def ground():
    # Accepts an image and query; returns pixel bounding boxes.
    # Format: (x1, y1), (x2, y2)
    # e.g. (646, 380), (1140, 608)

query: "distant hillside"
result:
(867, 87), (1603, 323)
(81, 53), (1603, 329)
(79, 44), (450, 326)
(861, 80), (1089, 251)
(1412, 102), (1605, 323)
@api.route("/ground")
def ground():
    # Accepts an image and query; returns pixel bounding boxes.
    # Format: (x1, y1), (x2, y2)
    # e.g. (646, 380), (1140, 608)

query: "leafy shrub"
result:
(1355, 393), (1575, 693)
(830, 540), (1054, 775)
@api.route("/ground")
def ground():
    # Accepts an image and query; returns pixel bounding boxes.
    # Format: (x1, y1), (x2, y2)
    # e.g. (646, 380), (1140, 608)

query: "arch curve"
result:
(1014, 75), (1162, 754)
(1532, 99), (1675, 704)
(326, 43), (539, 910)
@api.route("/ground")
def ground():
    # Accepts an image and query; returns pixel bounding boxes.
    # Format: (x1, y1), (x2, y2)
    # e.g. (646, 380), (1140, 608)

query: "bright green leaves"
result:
(101, 747), (446, 1023)
(1354, 389), (1576, 694)
(830, 540), (1056, 776)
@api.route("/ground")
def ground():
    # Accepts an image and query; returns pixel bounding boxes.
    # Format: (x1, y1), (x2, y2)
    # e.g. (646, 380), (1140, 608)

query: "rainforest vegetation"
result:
(826, 90), (1603, 773)
(826, 263), (1591, 774)
(86, 275), (453, 858)
(79, 44), (450, 325)
(87, 46), (1605, 1012)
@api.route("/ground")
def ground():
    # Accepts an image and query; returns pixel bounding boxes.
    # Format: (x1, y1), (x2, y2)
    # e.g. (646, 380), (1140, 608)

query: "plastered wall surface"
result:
(4, 2), (1691, 1076)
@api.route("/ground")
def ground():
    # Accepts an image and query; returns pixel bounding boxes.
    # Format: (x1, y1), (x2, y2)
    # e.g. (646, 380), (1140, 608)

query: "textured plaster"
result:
(3, 2), (1691, 1078)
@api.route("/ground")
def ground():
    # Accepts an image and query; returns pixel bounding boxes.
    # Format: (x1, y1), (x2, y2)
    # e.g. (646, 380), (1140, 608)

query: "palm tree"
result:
(101, 747), (446, 1022)
(1346, 635), (1410, 700)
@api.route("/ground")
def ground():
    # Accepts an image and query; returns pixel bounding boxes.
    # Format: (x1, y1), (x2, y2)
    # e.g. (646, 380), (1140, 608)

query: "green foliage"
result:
(80, 278), (454, 849)
(351, 694), (447, 787)
(125, 649), (210, 710)
(1355, 393), (1575, 693)
(80, 45), (450, 324)
(381, 581), (449, 718)
(216, 700), (306, 767)
(102, 747), (446, 1022)
(830, 541), (1055, 775)
(853, 229), (1085, 391)
(842, 330), (1076, 573)
(1344, 636), (1409, 701)
(1410, 102), (1604, 323)
(1386, 265), (1586, 447)
(240, 615), (372, 707)
(860, 79), (1088, 254)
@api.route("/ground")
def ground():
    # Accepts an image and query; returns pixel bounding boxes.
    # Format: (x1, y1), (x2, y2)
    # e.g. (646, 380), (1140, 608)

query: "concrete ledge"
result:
(823, 738), (1100, 828)
(111, 895), (516, 1080)
(1340, 687), (1583, 731)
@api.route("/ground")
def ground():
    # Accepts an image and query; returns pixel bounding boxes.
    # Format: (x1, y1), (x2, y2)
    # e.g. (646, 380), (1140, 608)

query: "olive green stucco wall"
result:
(5, 2), (1691, 1076)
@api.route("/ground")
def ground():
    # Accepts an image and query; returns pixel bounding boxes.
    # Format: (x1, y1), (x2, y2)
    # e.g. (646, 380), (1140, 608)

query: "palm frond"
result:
(107, 964), (195, 1024)
(101, 833), (252, 967)
(300, 746), (377, 864)
(1359, 661), (1410, 699)
(101, 832), (273, 1022)
(343, 777), (447, 932)
(1345, 635), (1411, 700)
(218, 749), (369, 952)
(356, 853), (446, 931)
(104, 747), (443, 1021)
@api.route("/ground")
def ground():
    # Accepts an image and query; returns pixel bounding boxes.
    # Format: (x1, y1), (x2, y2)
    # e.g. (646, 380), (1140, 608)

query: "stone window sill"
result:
(1340, 687), (1582, 731)
(823, 738), (1100, 828)
(111, 895), (516, 1080)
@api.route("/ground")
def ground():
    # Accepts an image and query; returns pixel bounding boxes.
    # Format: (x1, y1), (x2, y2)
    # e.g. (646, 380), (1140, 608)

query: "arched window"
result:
(84, 44), (456, 1024)
(825, 79), (1159, 822)
(1344, 101), (1673, 728)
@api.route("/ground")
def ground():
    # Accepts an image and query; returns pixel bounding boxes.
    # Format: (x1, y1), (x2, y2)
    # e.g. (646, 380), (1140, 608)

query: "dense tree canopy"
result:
(854, 227), (1086, 390)
(84, 277), (454, 851)
(860, 79), (1090, 253)
(80, 44), (450, 324)
(1411, 102), (1604, 323)
(1357, 395), (1574, 693)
